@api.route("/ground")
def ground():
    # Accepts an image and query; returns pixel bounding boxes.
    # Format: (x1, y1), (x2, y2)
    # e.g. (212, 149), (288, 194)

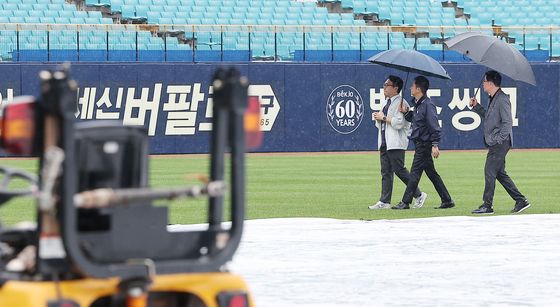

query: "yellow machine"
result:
(0, 67), (256, 307)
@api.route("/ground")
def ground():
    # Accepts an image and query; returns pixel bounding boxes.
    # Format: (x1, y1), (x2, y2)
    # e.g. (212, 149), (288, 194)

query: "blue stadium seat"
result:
(39, 17), (56, 24)
(0, 0), (556, 61)
(8, 16), (24, 23)
(24, 17), (41, 23)
(28, 10), (43, 18)
(2, 4), (18, 11)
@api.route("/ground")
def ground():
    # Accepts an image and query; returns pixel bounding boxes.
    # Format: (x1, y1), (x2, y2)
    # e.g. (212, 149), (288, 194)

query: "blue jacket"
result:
(404, 96), (441, 146)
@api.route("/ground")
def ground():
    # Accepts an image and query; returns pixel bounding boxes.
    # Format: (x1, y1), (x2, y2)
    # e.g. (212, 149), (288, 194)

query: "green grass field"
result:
(1, 150), (559, 225)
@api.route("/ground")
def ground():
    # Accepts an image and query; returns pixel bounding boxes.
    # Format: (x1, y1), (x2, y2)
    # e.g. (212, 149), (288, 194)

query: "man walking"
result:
(469, 70), (530, 214)
(393, 76), (454, 210)
(369, 75), (428, 210)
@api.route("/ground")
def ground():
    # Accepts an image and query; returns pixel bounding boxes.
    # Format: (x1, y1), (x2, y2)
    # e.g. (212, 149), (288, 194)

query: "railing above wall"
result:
(0, 23), (558, 62)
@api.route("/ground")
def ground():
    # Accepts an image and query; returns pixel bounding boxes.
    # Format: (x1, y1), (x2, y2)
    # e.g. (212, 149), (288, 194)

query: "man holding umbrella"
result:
(445, 32), (534, 214)
(369, 75), (428, 210)
(367, 49), (453, 210)
(392, 76), (455, 210)
(469, 70), (531, 214)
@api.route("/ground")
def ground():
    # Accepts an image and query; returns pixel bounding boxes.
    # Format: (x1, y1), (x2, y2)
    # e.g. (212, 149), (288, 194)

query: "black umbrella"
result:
(368, 49), (451, 108)
(368, 49), (451, 80)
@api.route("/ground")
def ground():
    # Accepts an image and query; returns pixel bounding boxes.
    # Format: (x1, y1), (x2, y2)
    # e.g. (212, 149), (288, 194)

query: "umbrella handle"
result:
(401, 71), (410, 112)
(472, 73), (486, 102)
(473, 86), (480, 99)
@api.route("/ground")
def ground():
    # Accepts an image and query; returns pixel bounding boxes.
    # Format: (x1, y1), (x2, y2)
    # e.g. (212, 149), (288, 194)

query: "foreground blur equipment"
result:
(0, 66), (254, 307)
(0, 96), (38, 156)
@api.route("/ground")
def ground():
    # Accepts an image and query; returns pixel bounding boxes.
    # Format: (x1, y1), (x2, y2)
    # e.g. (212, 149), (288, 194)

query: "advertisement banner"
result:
(0, 62), (557, 153)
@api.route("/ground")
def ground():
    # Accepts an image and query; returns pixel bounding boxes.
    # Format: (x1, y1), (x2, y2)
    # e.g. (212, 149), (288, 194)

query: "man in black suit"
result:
(392, 76), (455, 210)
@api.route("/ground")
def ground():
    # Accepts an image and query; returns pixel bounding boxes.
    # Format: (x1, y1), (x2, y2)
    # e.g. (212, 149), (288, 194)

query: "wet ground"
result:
(230, 215), (560, 306)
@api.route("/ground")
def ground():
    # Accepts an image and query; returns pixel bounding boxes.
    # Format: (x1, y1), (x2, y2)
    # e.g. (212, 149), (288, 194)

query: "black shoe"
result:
(511, 199), (531, 213)
(392, 202), (410, 210)
(472, 204), (494, 214)
(435, 201), (455, 209)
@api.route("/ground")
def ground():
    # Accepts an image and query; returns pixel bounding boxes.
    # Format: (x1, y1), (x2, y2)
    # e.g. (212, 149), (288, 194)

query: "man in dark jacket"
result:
(392, 76), (454, 210)
(469, 70), (530, 214)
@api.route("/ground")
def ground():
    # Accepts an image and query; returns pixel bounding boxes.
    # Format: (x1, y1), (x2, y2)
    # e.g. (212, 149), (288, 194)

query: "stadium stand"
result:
(453, 0), (560, 54)
(0, 0), (555, 62)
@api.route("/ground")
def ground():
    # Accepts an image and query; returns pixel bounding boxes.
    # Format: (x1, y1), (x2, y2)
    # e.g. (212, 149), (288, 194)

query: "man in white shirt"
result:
(369, 75), (427, 210)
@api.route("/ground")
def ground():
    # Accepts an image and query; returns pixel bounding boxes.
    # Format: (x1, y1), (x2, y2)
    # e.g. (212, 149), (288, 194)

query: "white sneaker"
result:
(412, 192), (428, 209)
(368, 201), (391, 210)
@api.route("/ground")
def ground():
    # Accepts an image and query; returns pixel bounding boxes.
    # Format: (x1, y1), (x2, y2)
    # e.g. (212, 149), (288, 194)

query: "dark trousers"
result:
(402, 141), (452, 205)
(379, 149), (421, 203)
(483, 139), (525, 205)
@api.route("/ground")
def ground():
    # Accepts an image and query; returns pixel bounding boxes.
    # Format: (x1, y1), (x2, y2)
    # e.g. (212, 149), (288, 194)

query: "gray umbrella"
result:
(368, 49), (452, 80)
(444, 32), (536, 86)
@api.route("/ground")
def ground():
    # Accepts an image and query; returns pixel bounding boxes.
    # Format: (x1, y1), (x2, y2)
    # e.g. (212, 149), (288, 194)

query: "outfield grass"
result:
(0, 150), (559, 225)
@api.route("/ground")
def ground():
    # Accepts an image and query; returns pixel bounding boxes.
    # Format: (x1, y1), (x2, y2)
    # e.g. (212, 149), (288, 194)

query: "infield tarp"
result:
(223, 215), (560, 307)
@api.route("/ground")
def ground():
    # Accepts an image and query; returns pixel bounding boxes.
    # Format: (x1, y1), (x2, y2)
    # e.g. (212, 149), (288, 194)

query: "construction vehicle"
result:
(0, 65), (256, 307)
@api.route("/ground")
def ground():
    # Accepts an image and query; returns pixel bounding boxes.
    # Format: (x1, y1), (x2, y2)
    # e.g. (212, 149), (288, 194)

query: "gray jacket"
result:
(375, 95), (411, 150)
(472, 89), (513, 146)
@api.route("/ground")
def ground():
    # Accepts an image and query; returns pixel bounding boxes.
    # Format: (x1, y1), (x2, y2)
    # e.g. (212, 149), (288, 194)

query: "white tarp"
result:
(229, 215), (560, 306)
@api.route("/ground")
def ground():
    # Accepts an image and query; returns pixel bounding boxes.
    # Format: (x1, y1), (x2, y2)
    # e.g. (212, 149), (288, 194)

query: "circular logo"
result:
(326, 85), (364, 134)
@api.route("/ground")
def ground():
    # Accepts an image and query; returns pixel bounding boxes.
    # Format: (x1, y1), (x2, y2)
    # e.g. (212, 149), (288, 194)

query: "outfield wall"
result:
(0, 63), (557, 153)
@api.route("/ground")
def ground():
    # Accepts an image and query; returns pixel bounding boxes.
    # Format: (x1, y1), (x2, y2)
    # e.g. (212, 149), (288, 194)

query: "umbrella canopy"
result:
(444, 32), (536, 86)
(368, 49), (451, 80)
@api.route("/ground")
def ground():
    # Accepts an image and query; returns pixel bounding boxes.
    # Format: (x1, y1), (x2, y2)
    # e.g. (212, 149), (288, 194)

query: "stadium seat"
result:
(0, 0), (556, 62)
